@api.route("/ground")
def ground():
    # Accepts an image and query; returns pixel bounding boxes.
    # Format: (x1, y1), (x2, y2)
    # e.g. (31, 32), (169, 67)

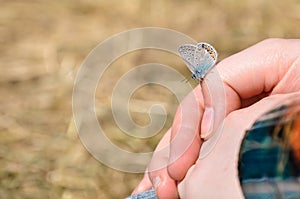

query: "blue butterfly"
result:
(178, 42), (218, 81)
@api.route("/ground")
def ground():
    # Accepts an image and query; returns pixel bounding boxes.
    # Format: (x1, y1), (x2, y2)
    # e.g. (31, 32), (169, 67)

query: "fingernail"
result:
(153, 176), (161, 190)
(201, 107), (214, 139)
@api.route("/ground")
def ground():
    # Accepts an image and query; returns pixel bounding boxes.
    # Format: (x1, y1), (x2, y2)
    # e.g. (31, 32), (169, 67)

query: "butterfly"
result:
(178, 42), (218, 81)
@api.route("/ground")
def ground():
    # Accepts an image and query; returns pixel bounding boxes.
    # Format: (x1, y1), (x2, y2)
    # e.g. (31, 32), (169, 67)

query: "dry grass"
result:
(0, 0), (299, 198)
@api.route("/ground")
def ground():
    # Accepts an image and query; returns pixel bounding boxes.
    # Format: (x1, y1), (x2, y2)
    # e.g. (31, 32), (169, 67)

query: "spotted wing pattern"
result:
(178, 42), (218, 80)
(178, 44), (197, 74)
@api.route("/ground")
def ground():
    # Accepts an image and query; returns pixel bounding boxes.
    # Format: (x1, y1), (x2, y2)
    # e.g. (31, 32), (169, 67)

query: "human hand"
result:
(133, 39), (300, 198)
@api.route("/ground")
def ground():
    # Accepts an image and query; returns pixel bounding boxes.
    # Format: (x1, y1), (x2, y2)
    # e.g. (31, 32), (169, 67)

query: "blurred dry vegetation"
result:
(0, 0), (299, 198)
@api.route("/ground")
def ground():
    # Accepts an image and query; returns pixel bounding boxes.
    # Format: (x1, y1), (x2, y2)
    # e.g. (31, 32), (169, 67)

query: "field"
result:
(1, 0), (299, 198)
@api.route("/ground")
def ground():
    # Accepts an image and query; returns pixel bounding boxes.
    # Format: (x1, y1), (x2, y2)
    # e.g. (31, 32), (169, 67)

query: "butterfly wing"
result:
(178, 44), (197, 74)
(193, 42), (218, 79)
(196, 42), (218, 62)
(178, 42), (218, 80)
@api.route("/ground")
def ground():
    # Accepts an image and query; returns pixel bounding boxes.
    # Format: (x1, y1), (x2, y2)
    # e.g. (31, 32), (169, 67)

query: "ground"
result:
(0, 0), (299, 198)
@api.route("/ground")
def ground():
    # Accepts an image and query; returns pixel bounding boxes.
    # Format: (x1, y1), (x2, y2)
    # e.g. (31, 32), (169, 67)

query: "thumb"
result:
(200, 38), (300, 142)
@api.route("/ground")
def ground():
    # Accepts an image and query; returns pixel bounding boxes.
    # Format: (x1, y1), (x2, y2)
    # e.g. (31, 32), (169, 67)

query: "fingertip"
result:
(148, 168), (180, 199)
(200, 107), (214, 139)
(132, 173), (152, 195)
(154, 175), (179, 199)
(201, 76), (240, 139)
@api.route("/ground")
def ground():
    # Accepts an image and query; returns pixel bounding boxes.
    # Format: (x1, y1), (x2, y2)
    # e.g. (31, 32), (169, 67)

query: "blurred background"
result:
(1, 0), (299, 198)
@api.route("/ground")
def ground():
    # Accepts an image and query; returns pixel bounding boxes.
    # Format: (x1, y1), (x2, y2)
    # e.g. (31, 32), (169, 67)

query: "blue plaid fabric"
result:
(125, 189), (157, 199)
(238, 101), (300, 199)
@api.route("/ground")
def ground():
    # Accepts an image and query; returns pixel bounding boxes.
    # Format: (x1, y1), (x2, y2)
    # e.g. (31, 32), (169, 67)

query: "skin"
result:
(132, 38), (300, 198)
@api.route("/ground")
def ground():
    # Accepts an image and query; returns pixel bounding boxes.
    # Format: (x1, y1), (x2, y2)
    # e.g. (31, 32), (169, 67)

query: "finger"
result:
(146, 129), (179, 198)
(132, 168), (179, 198)
(201, 38), (300, 139)
(132, 172), (152, 195)
(167, 86), (204, 181)
(149, 168), (179, 199)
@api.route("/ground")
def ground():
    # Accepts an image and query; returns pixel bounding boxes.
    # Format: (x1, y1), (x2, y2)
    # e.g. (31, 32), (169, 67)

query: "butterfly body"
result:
(178, 42), (218, 81)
